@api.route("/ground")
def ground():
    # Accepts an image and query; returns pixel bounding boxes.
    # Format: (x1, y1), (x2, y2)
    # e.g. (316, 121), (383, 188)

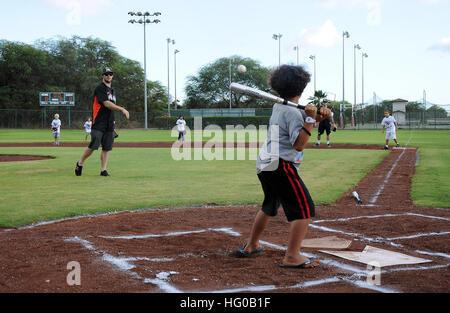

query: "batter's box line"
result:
(309, 224), (450, 260)
(66, 228), (399, 293)
(65, 236), (184, 293)
(313, 212), (450, 224)
(97, 227), (241, 240)
(66, 227), (446, 293)
(259, 241), (450, 293)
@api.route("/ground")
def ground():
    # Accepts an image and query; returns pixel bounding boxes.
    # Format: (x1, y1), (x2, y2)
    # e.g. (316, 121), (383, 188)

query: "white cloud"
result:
(298, 20), (340, 49)
(429, 37), (450, 52)
(315, 0), (382, 26)
(41, 0), (113, 25)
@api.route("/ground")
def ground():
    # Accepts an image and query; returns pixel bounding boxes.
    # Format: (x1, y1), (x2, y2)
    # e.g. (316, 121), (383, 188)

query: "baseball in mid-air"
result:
(237, 64), (247, 73)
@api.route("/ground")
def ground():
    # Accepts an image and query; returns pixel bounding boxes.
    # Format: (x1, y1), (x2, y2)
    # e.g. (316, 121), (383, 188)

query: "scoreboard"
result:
(40, 92), (75, 106)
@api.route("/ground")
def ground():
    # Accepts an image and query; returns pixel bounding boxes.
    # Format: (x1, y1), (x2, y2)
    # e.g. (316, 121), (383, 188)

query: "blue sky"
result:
(1, 0), (449, 107)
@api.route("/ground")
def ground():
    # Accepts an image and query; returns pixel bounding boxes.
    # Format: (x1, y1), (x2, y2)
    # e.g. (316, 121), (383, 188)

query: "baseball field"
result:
(0, 128), (449, 295)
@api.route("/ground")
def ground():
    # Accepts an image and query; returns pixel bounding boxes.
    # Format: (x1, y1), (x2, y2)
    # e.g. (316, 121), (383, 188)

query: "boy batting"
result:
(236, 65), (331, 269)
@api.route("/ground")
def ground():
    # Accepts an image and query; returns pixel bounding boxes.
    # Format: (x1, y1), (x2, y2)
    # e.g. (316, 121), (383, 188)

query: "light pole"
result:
(128, 11), (161, 129)
(229, 58), (232, 109)
(273, 33), (282, 66)
(174, 49), (180, 110)
(166, 38), (175, 117)
(353, 44), (361, 127)
(341, 31), (350, 129)
(293, 45), (299, 65)
(362, 52), (368, 124)
(309, 55), (316, 94)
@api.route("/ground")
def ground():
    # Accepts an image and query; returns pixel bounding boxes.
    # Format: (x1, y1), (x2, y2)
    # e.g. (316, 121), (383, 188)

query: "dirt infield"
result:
(0, 144), (449, 293)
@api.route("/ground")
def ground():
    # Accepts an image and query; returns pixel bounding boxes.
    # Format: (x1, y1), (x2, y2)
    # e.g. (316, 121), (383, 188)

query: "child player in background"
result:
(84, 117), (92, 141)
(51, 113), (61, 146)
(381, 110), (400, 150)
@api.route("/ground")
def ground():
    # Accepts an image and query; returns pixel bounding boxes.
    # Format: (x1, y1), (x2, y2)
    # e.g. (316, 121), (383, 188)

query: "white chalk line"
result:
(370, 133), (414, 205)
(258, 241), (400, 293)
(309, 223), (450, 257)
(0, 204), (257, 234)
(370, 148), (407, 204)
(99, 227), (241, 240)
(314, 212), (450, 224)
(312, 212), (450, 259)
(65, 228), (399, 293)
(65, 225), (450, 293)
(386, 231), (450, 241)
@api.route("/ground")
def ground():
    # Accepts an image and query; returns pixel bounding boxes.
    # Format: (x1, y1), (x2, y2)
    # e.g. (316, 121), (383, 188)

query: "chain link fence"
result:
(0, 108), (162, 129)
(0, 106), (449, 129)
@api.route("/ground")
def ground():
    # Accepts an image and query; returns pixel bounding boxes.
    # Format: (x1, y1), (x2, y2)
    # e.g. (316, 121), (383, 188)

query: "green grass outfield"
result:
(0, 128), (448, 227)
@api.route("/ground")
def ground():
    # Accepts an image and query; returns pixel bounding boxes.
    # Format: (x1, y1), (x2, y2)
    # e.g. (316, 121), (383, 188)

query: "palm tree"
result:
(308, 90), (328, 107)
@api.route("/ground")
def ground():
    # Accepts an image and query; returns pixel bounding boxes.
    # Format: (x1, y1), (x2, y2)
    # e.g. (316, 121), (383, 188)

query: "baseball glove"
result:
(332, 126), (337, 132)
(52, 127), (58, 131)
(113, 130), (119, 139)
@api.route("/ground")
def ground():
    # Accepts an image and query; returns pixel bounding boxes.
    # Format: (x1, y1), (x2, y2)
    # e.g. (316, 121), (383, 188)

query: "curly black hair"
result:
(268, 65), (311, 99)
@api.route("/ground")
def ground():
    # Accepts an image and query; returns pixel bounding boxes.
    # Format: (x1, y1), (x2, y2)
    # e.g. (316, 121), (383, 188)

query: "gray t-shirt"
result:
(256, 103), (306, 173)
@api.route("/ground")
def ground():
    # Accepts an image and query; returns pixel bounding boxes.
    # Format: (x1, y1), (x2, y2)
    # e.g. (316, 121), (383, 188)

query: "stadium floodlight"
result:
(174, 49), (180, 109)
(128, 11), (162, 129)
(309, 55), (316, 93)
(353, 44), (361, 127)
(167, 38), (176, 116)
(341, 30), (350, 128)
(272, 33), (282, 66)
(362, 52), (368, 111)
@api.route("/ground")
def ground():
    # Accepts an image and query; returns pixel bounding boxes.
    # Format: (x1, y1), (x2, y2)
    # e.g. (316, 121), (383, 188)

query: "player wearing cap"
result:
(315, 99), (337, 148)
(75, 67), (129, 177)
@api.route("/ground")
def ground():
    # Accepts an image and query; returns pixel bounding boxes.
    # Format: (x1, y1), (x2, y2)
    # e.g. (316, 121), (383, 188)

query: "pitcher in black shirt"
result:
(315, 99), (336, 148)
(75, 67), (129, 177)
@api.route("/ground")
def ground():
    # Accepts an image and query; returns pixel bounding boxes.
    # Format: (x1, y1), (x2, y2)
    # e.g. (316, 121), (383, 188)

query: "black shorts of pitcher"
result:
(257, 159), (315, 222)
(88, 129), (114, 151)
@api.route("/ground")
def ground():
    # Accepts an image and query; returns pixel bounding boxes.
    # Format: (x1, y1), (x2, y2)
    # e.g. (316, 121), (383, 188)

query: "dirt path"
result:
(0, 144), (448, 293)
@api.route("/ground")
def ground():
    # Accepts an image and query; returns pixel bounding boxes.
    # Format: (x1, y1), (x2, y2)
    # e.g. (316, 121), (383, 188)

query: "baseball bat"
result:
(230, 82), (321, 115)
(352, 191), (363, 204)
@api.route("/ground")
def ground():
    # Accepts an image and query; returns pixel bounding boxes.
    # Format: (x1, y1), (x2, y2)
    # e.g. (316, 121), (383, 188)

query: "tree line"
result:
(2, 36), (446, 119)
(0, 36), (167, 113)
(0, 37), (278, 113)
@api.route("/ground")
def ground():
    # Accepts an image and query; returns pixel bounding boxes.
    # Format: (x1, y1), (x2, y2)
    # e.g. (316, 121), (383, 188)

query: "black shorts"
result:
(318, 122), (331, 136)
(257, 159), (315, 221)
(88, 129), (114, 151)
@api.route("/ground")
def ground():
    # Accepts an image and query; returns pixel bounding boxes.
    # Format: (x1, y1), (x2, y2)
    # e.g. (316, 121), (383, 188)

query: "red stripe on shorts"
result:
(286, 162), (311, 219)
(282, 160), (306, 219)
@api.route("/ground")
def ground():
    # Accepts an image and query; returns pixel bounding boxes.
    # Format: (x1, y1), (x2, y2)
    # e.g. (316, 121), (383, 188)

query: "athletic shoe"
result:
(384, 146), (389, 150)
(100, 170), (110, 177)
(396, 143), (400, 147)
(75, 162), (83, 176)
(315, 143), (320, 147)
(327, 144), (331, 148)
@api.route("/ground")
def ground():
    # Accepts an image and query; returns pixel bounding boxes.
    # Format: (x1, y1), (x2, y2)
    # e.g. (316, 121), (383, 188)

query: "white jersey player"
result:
(51, 114), (61, 146)
(84, 118), (92, 140)
(381, 110), (400, 150)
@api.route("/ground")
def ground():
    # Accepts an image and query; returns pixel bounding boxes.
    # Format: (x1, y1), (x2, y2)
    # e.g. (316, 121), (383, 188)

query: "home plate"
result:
(302, 236), (352, 249)
(320, 245), (433, 267)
